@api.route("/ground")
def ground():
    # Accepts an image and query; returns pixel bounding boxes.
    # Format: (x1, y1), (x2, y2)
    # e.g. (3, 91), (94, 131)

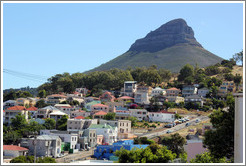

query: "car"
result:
(165, 124), (173, 128)
(166, 130), (173, 134)
(185, 123), (190, 126)
(195, 119), (201, 123)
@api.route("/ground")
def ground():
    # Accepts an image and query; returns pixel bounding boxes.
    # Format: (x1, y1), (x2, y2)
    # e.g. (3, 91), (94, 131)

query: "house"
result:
(99, 91), (115, 103)
(117, 96), (134, 106)
(166, 88), (181, 96)
(91, 104), (109, 113)
(26, 106), (38, 118)
(16, 98), (30, 106)
(70, 110), (90, 118)
(75, 88), (88, 96)
(3, 145), (28, 158)
(134, 91), (150, 105)
(54, 104), (76, 114)
(3, 110), (5, 123)
(115, 107), (130, 120)
(35, 106), (61, 119)
(27, 97), (38, 107)
(66, 96), (84, 105)
(67, 119), (98, 131)
(3, 100), (17, 110)
(4, 106), (28, 125)
(89, 124), (117, 145)
(182, 85), (198, 97)
(46, 94), (67, 105)
(117, 120), (132, 139)
(165, 96), (184, 104)
(85, 101), (101, 111)
(40, 130), (79, 152)
(122, 81), (137, 97)
(27, 135), (62, 158)
(184, 139), (207, 162)
(92, 111), (107, 119)
(151, 87), (166, 96)
(80, 128), (97, 148)
(97, 135), (104, 145)
(197, 87), (210, 98)
(93, 140), (148, 160)
(137, 86), (152, 95)
(148, 111), (175, 123)
(129, 109), (148, 121)
(218, 81), (236, 96)
(185, 95), (204, 106)
(105, 101), (124, 113)
(49, 110), (68, 121)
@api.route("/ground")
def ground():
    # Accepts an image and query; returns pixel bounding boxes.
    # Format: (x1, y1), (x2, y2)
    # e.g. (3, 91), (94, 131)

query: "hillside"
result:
(88, 18), (223, 73)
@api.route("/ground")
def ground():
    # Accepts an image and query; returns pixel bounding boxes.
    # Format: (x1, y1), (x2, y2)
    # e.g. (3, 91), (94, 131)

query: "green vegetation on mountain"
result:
(90, 44), (223, 73)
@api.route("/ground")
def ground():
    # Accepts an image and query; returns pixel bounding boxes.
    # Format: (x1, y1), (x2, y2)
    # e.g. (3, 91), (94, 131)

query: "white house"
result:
(134, 92), (150, 104)
(129, 109), (148, 121)
(40, 130), (79, 150)
(148, 111), (175, 123)
(3, 100), (17, 110)
(89, 124), (117, 145)
(151, 87), (166, 96)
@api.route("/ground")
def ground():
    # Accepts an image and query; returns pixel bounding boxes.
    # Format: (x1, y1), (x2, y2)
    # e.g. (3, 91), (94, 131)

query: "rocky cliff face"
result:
(129, 18), (202, 52)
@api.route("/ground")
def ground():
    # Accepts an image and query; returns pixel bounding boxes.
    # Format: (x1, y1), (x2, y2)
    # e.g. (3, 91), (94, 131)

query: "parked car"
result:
(165, 123), (173, 128)
(185, 123), (190, 127)
(166, 130), (173, 134)
(195, 119), (201, 123)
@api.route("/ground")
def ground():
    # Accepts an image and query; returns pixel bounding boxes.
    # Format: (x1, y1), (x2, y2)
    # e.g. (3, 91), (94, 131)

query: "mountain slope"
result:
(88, 18), (223, 73)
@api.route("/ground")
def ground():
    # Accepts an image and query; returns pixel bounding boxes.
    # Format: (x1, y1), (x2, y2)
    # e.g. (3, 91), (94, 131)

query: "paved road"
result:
(55, 148), (95, 163)
(139, 116), (209, 139)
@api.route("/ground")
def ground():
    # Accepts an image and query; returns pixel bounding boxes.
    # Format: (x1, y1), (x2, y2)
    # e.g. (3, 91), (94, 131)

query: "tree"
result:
(3, 130), (21, 145)
(134, 137), (155, 145)
(35, 99), (48, 108)
(11, 113), (28, 130)
(38, 90), (47, 98)
(203, 95), (235, 159)
(43, 118), (56, 130)
(161, 133), (186, 158)
(57, 115), (68, 131)
(10, 156), (56, 163)
(233, 74), (242, 91)
(190, 152), (228, 163)
(103, 112), (116, 120)
(128, 116), (138, 127)
(178, 64), (194, 82)
(115, 144), (177, 163)
(233, 50), (243, 66)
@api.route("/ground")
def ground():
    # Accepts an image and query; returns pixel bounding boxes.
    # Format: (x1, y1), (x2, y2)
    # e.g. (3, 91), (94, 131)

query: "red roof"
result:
(26, 107), (38, 111)
(167, 87), (180, 91)
(60, 106), (72, 108)
(118, 96), (134, 100)
(3, 110), (5, 112)
(75, 116), (85, 119)
(92, 104), (108, 107)
(94, 111), (107, 116)
(7, 106), (26, 111)
(160, 110), (175, 114)
(3, 145), (28, 151)
(79, 110), (86, 113)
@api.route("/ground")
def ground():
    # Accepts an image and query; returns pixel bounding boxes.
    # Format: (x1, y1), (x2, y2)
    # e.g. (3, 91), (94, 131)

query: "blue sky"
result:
(3, 2), (244, 89)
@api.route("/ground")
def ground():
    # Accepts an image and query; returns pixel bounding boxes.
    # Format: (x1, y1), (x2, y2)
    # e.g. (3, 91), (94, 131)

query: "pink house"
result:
(97, 135), (104, 145)
(91, 104), (109, 113)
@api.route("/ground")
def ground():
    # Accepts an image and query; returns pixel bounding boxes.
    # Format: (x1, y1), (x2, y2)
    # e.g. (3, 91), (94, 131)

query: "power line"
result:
(3, 69), (49, 83)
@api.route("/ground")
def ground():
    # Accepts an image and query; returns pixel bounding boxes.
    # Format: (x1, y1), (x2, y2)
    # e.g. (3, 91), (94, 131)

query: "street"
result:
(55, 148), (95, 163)
(139, 116), (209, 139)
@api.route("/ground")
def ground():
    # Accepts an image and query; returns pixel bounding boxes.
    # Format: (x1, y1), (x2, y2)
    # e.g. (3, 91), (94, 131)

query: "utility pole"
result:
(33, 132), (38, 163)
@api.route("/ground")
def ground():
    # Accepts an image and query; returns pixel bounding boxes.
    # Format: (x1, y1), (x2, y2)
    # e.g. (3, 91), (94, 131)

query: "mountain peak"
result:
(128, 18), (202, 53)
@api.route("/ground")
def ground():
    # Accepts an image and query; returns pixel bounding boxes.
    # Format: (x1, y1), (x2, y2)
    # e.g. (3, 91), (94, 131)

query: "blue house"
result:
(93, 140), (149, 160)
